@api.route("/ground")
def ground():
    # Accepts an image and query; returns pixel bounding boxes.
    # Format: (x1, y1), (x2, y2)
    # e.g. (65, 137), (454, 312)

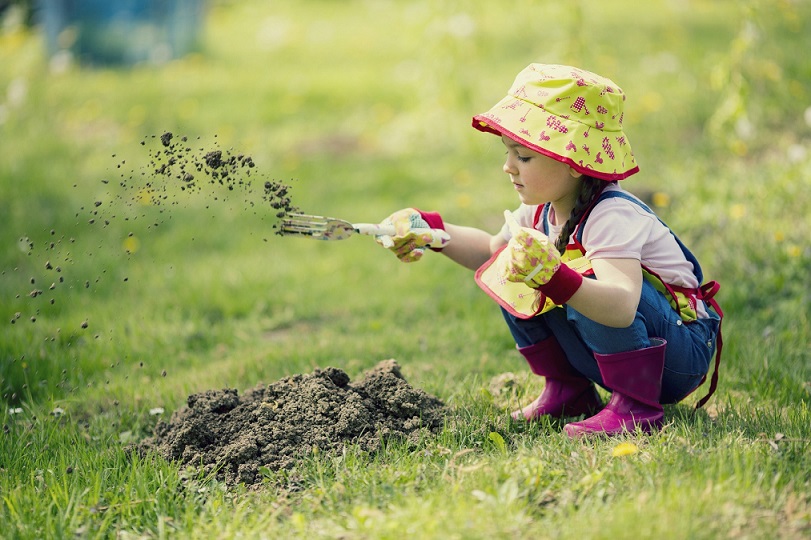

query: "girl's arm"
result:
(565, 258), (644, 328)
(439, 223), (508, 271)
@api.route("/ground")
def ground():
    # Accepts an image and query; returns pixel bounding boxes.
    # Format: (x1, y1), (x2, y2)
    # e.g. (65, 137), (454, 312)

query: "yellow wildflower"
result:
(123, 235), (140, 254)
(729, 204), (746, 220)
(652, 191), (671, 208)
(611, 442), (639, 457)
(786, 245), (802, 258)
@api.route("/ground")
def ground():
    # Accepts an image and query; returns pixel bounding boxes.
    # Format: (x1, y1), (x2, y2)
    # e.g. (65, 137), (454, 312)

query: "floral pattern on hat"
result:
(472, 64), (639, 181)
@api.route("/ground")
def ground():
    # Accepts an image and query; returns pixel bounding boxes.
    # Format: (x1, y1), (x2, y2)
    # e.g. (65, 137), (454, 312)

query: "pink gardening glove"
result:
(376, 208), (449, 263)
(499, 210), (583, 305)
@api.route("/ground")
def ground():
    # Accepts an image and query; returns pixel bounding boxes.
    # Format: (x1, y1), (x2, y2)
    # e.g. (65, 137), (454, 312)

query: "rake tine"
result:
(280, 227), (326, 237)
(280, 228), (325, 238)
(282, 213), (330, 221)
(281, 213), (330, 226)
(278, 212), (397, 245)
(280, 221), (327, 231)
(279, 223), (328, 234)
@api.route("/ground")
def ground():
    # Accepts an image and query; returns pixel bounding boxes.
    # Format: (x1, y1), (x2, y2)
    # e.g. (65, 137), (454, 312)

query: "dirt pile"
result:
(139, 360), (446, 485)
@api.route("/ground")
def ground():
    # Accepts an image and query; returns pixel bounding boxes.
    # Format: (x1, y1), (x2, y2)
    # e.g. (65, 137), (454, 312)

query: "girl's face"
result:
(501, 135), (582, 210)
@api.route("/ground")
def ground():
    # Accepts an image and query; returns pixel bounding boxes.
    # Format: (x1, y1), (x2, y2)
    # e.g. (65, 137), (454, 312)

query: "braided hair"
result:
(554, 176), (611, 254)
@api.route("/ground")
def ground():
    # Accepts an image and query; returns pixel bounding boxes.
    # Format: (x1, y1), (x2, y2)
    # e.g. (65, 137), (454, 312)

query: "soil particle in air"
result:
(138, 360), (445, 485)
(7, 132), (299, 329)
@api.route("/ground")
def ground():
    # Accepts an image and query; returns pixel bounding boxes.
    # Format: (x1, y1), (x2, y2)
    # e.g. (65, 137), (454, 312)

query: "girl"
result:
(378, 63), (722, 437)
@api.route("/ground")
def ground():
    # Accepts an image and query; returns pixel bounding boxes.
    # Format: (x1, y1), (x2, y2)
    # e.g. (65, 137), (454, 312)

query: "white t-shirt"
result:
(500, 184), (708, 317)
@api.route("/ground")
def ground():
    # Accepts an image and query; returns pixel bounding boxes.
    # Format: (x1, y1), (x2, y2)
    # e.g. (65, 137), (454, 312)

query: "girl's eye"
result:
(504, 150), (531, 163)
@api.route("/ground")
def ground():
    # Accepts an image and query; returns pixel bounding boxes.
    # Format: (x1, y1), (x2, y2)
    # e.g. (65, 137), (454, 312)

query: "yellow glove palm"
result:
(377, 208), (439, 263)
(499, 210), (563, 287)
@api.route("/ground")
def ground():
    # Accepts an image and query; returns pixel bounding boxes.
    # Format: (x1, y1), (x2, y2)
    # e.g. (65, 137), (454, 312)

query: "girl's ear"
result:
(568, 167), (583, 179)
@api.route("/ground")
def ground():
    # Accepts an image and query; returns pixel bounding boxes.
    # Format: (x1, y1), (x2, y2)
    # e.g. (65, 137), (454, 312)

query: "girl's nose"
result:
(503, 158), (517, 175)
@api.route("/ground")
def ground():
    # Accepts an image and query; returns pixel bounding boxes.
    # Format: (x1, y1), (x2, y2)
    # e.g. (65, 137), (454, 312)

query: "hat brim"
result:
(472, 96), (639, 181)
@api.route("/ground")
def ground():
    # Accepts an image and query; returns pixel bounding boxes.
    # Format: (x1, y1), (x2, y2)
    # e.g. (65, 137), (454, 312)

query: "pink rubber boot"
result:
(564, 338), (666, 438)
(512, 337), (602, 421)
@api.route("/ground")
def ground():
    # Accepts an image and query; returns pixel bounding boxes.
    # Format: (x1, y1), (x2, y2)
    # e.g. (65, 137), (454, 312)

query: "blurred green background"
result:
(1, 0), (809, 407)
(1, 1), (810, 537)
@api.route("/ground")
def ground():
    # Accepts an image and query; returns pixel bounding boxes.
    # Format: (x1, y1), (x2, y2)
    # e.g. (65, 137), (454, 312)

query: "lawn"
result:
(1, 0), (809, 538)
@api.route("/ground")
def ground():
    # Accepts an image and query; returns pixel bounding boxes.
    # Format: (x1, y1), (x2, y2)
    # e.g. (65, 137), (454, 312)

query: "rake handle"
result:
(354, 224), (450, 250)
(354, 223), (397, 236)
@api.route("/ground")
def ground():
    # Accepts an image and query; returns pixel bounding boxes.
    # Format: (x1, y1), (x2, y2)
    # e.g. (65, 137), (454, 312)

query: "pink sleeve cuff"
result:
(536, 264), (583, 305)
(417, 210), (446, 252)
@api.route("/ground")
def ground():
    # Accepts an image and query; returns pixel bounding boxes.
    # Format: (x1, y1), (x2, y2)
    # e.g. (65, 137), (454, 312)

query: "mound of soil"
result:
(139, 360), (446, 485)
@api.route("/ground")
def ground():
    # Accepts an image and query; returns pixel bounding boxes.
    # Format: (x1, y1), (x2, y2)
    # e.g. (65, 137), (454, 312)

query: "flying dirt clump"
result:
(5, 132), (299, 332)
(138, 360), (446, 486)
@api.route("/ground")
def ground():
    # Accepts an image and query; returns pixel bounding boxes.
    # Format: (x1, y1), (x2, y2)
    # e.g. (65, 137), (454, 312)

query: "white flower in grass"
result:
(51, 407), (65, 417)
(149, 407), (165, 416)
(787, 144), (806, 164)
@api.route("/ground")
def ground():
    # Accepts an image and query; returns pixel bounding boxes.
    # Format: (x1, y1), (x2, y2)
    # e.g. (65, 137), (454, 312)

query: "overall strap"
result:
(695, 282), (724, 408)
(533, 204), (549, 234)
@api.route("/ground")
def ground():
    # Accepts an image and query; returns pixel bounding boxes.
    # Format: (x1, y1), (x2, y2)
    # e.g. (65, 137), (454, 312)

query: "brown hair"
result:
(554, 177), (611, 253)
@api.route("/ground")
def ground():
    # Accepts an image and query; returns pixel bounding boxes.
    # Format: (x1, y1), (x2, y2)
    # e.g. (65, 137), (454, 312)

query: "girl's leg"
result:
(549, 280), (720, 404)
(501, 309), (602, 420)
(501, 307), (554, 348)
(564, 338), (668, 437)
(556, 280), (721, 437)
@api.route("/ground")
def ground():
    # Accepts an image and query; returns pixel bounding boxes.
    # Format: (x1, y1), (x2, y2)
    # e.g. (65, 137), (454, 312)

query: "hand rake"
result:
(280, 213), (450, 249)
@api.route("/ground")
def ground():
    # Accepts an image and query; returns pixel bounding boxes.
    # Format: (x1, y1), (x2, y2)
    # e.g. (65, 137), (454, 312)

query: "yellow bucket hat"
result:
(472, 64), (638, 181)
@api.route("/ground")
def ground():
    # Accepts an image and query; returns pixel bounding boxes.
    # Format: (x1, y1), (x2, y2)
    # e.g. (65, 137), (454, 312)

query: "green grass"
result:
(2, 0), (810, 538)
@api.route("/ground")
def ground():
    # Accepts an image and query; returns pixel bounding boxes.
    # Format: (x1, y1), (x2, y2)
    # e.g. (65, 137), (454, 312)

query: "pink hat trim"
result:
(472, 116), (639, 182)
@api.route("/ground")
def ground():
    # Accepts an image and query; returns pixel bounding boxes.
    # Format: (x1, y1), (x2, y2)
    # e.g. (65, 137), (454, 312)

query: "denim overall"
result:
(503, 191), (723, 406)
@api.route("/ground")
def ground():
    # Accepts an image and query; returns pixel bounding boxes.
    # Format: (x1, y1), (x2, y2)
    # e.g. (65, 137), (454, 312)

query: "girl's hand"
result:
(499, 211), (562, 286)
(499, 210), (583, 304)
(376, 208), (448, 263)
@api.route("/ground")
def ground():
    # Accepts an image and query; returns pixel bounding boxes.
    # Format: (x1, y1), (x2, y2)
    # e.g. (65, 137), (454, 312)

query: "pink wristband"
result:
(417, 210), (446, 252)
(536, 264), (583, 305)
